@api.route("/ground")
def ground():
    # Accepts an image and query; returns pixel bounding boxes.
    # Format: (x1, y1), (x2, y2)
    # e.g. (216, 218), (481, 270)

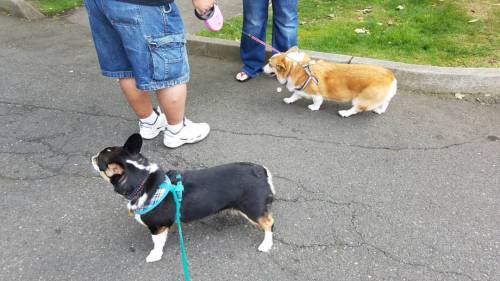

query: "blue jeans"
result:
(84, 0), (189, 91)
(240, 0), (298, 77)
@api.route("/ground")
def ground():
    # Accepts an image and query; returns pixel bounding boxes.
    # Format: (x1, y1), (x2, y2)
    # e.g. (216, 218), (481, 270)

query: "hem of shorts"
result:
(136, 76), (190, 91)
(101, 70), (134, 78)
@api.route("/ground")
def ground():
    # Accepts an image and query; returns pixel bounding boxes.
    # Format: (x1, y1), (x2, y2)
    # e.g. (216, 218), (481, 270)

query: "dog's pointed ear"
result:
(276, 60), (287, 72)
(287, 46), (299, 53)
(124, 134), (142, 155)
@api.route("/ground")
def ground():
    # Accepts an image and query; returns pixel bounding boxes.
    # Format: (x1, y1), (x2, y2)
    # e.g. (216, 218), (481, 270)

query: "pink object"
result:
(204, 5), (223, 32)
(195, 5), (223, 32)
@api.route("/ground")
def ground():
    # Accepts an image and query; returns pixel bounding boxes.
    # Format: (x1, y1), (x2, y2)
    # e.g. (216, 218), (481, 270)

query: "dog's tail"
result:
(263, 166), (276, 195)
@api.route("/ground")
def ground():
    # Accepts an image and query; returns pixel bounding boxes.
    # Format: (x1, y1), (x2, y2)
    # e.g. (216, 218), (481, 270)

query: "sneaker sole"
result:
(163, 131), (209, 148)
(140, 127), (164, 140)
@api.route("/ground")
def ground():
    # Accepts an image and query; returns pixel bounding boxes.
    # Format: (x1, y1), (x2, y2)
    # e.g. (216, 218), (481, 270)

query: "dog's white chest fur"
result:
(286, 78), (312, 98)
(134, 214), (146, 226)
(127, 194), (148, 226)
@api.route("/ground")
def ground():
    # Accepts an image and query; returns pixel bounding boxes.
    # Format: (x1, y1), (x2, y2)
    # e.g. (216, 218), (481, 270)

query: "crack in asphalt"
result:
(273, 174), (373, 210)
(0, 100), (135, 122)
(0, 135), (207, 182)
(147, 148), (209, 170)
(274, 236), (362, 250)
(0, 100), (487, 153)
(0, 151), (48, 156)
(274, 196), (364, 209)
(274, 175), (321, 194)
(0, 174), (61, 181)
(273, 197), (480, 281)
(273, 197), (300, 203)
(0, 136), (203, 182)
(212, 128), (479, 152)
(366, 242), (477, 281)
(0, 137), (93, 180)
(349, 209), (478, 281)
(267, 255), (302, 281)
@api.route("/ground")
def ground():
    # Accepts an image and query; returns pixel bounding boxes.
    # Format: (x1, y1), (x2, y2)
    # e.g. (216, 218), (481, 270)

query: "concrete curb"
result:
(0, 0), (44, 20)
(187, 35), (500, 95)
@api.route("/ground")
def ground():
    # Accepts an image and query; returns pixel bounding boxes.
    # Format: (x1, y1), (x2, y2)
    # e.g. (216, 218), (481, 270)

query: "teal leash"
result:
(133, 174), (190, 281)
(171, 174), (191, 281)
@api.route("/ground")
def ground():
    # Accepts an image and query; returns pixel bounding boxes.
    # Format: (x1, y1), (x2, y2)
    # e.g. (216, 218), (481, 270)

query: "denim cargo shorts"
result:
(84, 0), (189, 91)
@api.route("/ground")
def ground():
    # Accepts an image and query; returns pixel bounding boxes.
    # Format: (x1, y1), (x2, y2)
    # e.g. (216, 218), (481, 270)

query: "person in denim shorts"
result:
(84, 0), (214, 148)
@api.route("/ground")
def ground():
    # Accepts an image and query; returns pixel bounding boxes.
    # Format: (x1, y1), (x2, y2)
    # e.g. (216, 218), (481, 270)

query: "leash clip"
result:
(175, 174), (184, 203)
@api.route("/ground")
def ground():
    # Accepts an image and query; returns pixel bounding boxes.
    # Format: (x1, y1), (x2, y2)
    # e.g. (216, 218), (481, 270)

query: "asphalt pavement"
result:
(0, 13), (499, 281)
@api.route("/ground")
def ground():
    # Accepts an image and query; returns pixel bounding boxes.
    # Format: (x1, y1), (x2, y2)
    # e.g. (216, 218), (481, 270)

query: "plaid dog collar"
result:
(134, 174), (183, 216)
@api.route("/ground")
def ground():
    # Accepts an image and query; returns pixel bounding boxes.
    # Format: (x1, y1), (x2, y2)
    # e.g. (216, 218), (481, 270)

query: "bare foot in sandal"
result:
(235, 71), (251, 82)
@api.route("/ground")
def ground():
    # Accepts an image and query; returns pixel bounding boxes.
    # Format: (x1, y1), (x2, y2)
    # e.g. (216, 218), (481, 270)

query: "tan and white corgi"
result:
(263, 47), (397, 117)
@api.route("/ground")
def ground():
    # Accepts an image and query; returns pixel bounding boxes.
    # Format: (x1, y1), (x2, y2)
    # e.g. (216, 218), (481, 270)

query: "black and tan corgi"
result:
(91, 134), (275, 262)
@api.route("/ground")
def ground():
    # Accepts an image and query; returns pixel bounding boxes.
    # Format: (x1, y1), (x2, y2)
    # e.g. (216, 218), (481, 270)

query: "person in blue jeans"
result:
(235, 0), (298, 82)
(84, 0), (213, 148)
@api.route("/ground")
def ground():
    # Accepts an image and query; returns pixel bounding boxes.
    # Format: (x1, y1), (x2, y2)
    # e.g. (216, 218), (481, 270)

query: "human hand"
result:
(192, 0), (215, 16)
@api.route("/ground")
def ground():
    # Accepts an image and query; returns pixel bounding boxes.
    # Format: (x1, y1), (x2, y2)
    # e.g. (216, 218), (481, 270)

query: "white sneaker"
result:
(163, 119), (210, 148)
(139, 107), (166, 140)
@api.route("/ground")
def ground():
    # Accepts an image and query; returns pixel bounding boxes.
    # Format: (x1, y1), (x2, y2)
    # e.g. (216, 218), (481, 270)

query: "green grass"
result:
(199, 0), (499, 67)
(29, 0), (82, 16)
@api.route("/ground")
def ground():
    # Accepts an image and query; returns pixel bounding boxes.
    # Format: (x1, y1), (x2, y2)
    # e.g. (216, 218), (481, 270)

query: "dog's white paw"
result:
(146, 250), (163, 263)
(338, 110), (351, 117)
(283, 97), (295, 104)
(308, 104), (320, 111)
(373, 104), (387, 114)
(258, 241), (273, 253)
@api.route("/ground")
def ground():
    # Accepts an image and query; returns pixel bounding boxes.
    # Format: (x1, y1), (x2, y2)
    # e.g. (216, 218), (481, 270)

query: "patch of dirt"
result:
(457, 0), (499, 20)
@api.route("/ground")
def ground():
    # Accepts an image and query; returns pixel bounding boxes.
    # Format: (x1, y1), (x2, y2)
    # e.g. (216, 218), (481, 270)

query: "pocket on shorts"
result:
(148, 34), (186, 81)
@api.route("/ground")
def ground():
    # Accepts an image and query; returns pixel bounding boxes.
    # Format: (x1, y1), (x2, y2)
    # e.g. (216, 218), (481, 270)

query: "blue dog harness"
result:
(134, 174), (190, 281)
(134, 174), (183, 215)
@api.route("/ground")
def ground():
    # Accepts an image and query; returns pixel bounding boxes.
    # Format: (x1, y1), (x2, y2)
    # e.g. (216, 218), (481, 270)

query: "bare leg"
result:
(160, 83), (210, 148)
(118, 78), (153, 119)
(146, 227), (169, 263)
(157, 84), (187, 125)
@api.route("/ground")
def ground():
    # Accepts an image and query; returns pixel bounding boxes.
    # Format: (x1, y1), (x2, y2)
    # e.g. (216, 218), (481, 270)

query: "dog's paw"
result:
(338, 110), (351, 117)
(146, 250), (163, 263)
(308, 104), (320, 111)
(372, 107), (386, 114)
(283, 97), (295, 104)
(258, 241), (273, 253)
